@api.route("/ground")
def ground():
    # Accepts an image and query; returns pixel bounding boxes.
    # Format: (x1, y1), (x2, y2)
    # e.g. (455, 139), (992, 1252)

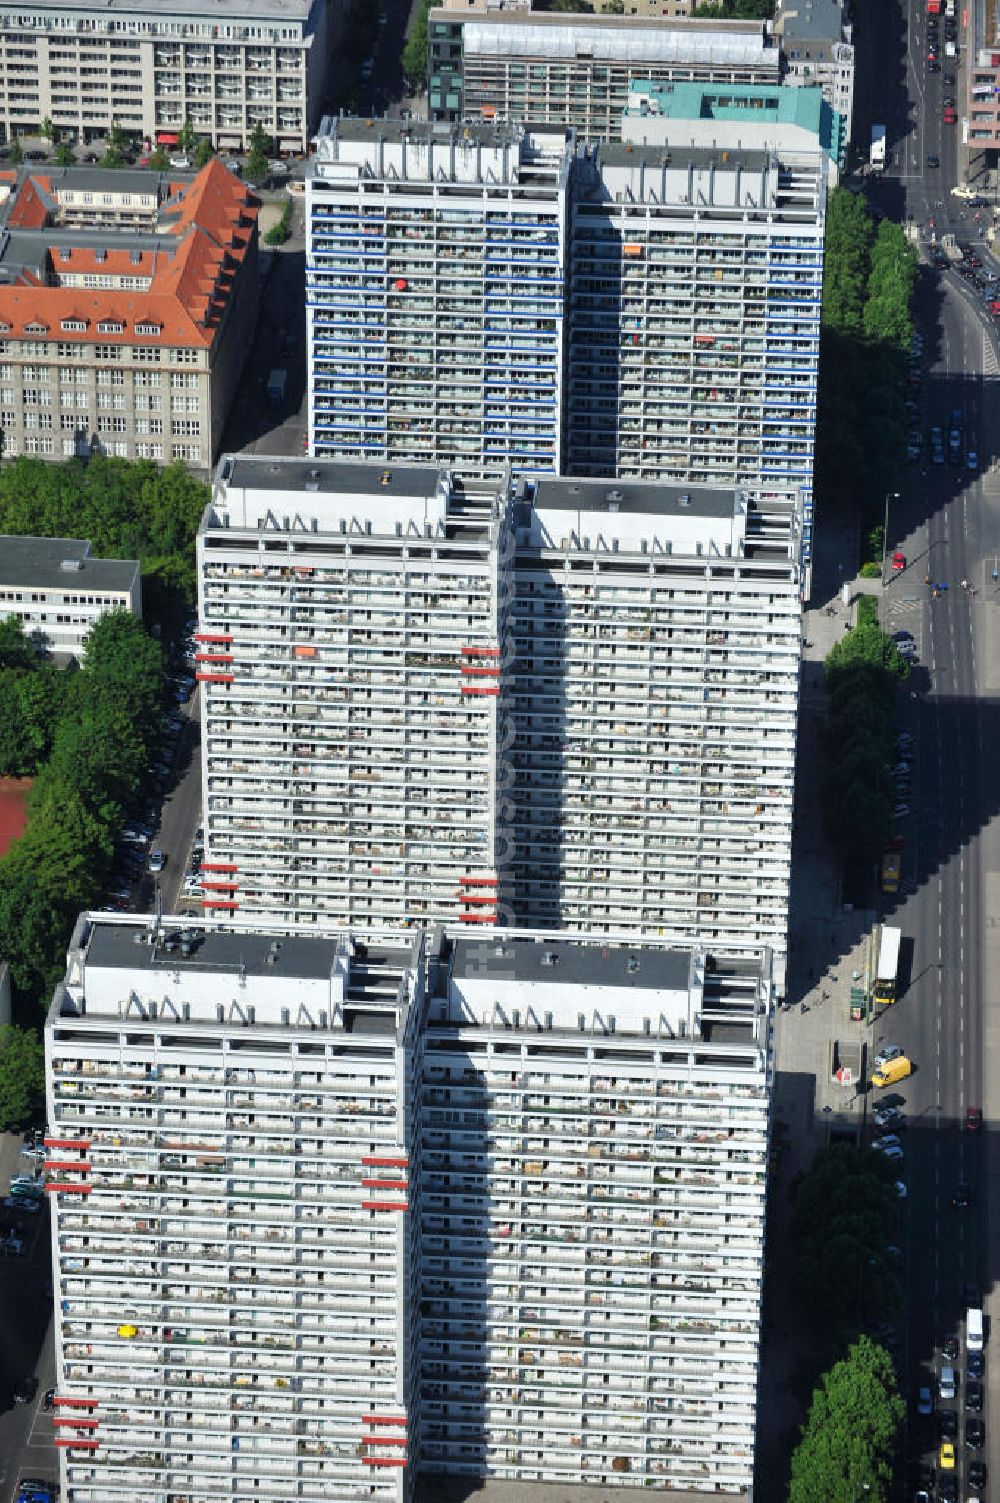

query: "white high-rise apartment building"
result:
(196, 457), (514, 930)
(306, 116), (573, 479)
(198, 457), (800, 987)
(0, 0), (339, 154)
(306, 118), (827, 570)
(511, 476), (801, 987)
(46, 912), (774, 1501)
(566, 134), (827, 572)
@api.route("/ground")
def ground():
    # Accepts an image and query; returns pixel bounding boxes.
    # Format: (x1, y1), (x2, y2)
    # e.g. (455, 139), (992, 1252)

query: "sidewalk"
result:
(754, 513), (882, 1498)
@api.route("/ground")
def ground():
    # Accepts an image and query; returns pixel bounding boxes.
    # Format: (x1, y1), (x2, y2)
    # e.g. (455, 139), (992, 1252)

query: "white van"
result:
(939, 1365), (957, 1400)
(967, 1307), (984, 1351)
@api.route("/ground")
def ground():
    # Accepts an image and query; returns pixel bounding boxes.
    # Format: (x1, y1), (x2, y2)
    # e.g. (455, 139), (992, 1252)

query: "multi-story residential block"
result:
(0, 535), (140, 658)
(428, 4), (779, 131)
(306, 116), (573, 479)
(566, 132), (827, 569)
(511, 475), (800, 989)
(0, 161), (259, 468)
(0, 0), (342, 155)
(46, 912), (774, 1500)
(197, 456), (515, 929)
(968, 0), (1000, 146)
(774, 0), (855, 142)
(625, 78), (845, 174)
(199, 456), (801, 986)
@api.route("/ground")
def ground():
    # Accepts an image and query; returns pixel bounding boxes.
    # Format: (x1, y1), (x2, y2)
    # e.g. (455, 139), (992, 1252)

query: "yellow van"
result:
(872, 1055), (912, 1088)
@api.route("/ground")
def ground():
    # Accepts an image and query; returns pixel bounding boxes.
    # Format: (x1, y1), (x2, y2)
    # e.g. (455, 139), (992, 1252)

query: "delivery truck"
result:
(870, 125), (887, 171)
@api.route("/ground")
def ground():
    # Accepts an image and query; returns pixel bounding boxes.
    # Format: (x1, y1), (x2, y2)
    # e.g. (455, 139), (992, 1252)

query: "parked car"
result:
(13, 1376), (38, 1405)
(873, 1140), (904, 1161)
(3, 1197), (39, 1214)
(169, 154), (191, 169)
(148, 848), (166, 874)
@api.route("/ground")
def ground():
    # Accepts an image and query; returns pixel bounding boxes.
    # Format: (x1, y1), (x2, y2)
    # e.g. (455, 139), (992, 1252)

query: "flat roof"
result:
(450, 934), (693, 993)
(775, 0), (845, 40)
(530, 476), (737, 519)
(219, 454), (447, 498)
(321, 116), (532, 149)
(85, 920), (344, 983)
(16, 0), (313, 19)
(0, 536), (138, 593)
(598, 139), (772, 172)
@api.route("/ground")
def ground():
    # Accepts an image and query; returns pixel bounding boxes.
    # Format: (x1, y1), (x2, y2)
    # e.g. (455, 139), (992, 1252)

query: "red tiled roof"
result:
(0, 159), (259, 350)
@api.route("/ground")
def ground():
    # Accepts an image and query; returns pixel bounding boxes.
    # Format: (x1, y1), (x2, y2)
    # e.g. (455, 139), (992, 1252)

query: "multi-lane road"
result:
(856, 0), (1000, 1494)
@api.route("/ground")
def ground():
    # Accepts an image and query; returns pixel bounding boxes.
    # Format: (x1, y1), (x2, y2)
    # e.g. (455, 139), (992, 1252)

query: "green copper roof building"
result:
(624, 79), (846, 170)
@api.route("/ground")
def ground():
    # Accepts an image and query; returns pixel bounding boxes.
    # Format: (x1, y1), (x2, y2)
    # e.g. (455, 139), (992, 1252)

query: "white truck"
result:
(870, 125), (887, 171)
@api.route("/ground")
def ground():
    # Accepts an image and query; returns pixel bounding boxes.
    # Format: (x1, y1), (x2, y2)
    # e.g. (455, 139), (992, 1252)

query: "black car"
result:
(944, 69), (956, 82)
(966, 1381), (984, 1412)
(927, 154), (940, 167)
(81, 150), (100, 163)
(968, 1460), (987, 1488)
(928, 58), (941, 70)
(942, 1335), (961, 1361)
(13, 1376), (38, 1405)
(938, 1408), (958, 1439)
(24, 149), (47, 161)
(963, 1281), (981, 1306)
(967, 1350), (984, 1380)
(881, 1092), (906, 1111)
(966, 1417), (985, 1448)
(952, 1183), (973, 1208)
(938, 1477), (957, 1503)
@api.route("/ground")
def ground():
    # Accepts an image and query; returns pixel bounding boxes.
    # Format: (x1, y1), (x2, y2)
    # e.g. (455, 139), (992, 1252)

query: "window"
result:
(133, 346), (161, 363)
(172, 443), (201, 461)
(135, 322), (161, 336)
(24, 436), (53, 454)
(98, 321), (125, 335)
(171, 419), (201, 436)
(136, 442), (163, 459)
(61, 319), (88, 333)
(95, 345), (122, 363)
(134, 370), (162, 388)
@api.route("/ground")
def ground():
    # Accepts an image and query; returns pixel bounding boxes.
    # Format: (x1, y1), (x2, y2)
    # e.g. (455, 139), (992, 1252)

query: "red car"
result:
(892, 551), (906, 572)
(965, 1107), (983, 1132)
(943, 106), (957, 124)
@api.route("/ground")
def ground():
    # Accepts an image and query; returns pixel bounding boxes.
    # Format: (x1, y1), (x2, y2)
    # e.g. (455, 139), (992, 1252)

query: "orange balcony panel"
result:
(294, 645), (317, 658)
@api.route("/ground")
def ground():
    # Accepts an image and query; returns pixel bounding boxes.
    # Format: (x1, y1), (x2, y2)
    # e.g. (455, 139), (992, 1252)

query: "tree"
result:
(40, 115), (54, 141)
(0, 615), (37, 672)
(245, 123), (272, 184)
(787, 1336), (905, 1503)
(178, 118), (197, 156)
(101, 145), (125, 169)
(193, 138), (214, 170)
(54, 142), (75, 168)
(0, 1025), (45, 1132)
(402, 0), (434, 86)
(108, 121), (128, 153)
(148, 147), (170, 171)
(8, 136), (23, 166)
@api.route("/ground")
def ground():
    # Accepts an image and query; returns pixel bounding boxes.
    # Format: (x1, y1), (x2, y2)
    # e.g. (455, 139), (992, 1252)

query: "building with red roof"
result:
(0, 160), (260, 470)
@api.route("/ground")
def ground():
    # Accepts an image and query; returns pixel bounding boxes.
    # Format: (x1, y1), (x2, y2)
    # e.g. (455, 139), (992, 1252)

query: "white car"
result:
(895, 1180), (907, 1199)
(169, 154), (191, 169)
(873, 1141), (904, 1161)
(267, 159), (288, 175)
(148, 849), (166, 874)
(874, 1045), (903, 1069)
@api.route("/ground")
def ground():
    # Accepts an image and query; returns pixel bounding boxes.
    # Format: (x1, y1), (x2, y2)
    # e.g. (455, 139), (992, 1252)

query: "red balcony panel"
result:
(460, 645), (500, 656)
(362, 1458), (407, 1467)
(45, 1183), (91, 1193)
(44, 1139), (91, 1149)
(194, 652), (233, 663)
(459, 875), (498, 887)
(52, 1396), (99, 1408)
(361, 1156), (408, 1168)
(362, 1435), (407, 1446)
(361, 1178), (409, 1190)
(201, 898), (239, 910)
(194, 672), (234, 684)
(44, 1160), (91, 1172)
(201, 880), (239, 892)
(201, 862), (238, 873)
(459, 665), (501, 676)
(460, 686), (500, 697)
(361, 1200), (408, 1212)
(458, 912), (497, 923)
(53, 1416), (99, 1427)
(54, 1438), (99, 1448)
(194, 633), (233, 643)
(454, 891), (496, 905)
(363, 1415), (407, 1425)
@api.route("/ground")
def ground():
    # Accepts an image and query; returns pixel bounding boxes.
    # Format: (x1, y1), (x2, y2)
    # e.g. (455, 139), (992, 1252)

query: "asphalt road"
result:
(854, 0), (1000, 1492)
(0, 1136), (56, 1501)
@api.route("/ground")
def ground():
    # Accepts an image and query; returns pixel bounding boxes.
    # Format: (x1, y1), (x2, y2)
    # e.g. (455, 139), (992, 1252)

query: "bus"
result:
(881, 852), (901, 894)
(873, 925), (901, 1004)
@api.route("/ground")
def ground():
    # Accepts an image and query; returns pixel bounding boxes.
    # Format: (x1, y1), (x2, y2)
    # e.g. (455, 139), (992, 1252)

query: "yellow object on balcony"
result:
(117, 1324), (138, 1338)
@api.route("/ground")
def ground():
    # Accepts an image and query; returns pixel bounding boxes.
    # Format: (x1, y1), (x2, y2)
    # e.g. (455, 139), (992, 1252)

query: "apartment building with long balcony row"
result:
(46, 911), (773, 1503)
(0, 0), (343, 154)
(196, 455), (800, 989)
(305, 112), (827, 569)
(0, 160), (259, 468)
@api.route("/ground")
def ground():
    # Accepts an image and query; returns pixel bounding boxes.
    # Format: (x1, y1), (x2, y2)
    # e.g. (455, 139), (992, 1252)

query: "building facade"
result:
(0, 535), (140, 657)
(968, 0), (1000, 149)
(306, 117), (573, 480)
(198, 457), (801, 987)
(0, 161), (259, 468)
(510, 477), (800, 983)
(197, 458), (515, 930)
(0, 0), (340, 154)
(46, 912), (773, 1500)
(427, 6), (780, 132)
(566, 134), (826, 570)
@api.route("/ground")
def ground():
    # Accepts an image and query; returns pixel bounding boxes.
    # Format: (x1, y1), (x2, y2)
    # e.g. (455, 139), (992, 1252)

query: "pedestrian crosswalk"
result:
(982, 328), (1000, 378)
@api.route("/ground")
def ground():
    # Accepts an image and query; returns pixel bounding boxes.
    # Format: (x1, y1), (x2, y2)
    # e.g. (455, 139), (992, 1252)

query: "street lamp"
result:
(881, 491), (900, 584)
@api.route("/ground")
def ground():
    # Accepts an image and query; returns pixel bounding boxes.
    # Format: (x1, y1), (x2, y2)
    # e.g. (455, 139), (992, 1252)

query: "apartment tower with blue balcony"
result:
(306, 117), (574, 480)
